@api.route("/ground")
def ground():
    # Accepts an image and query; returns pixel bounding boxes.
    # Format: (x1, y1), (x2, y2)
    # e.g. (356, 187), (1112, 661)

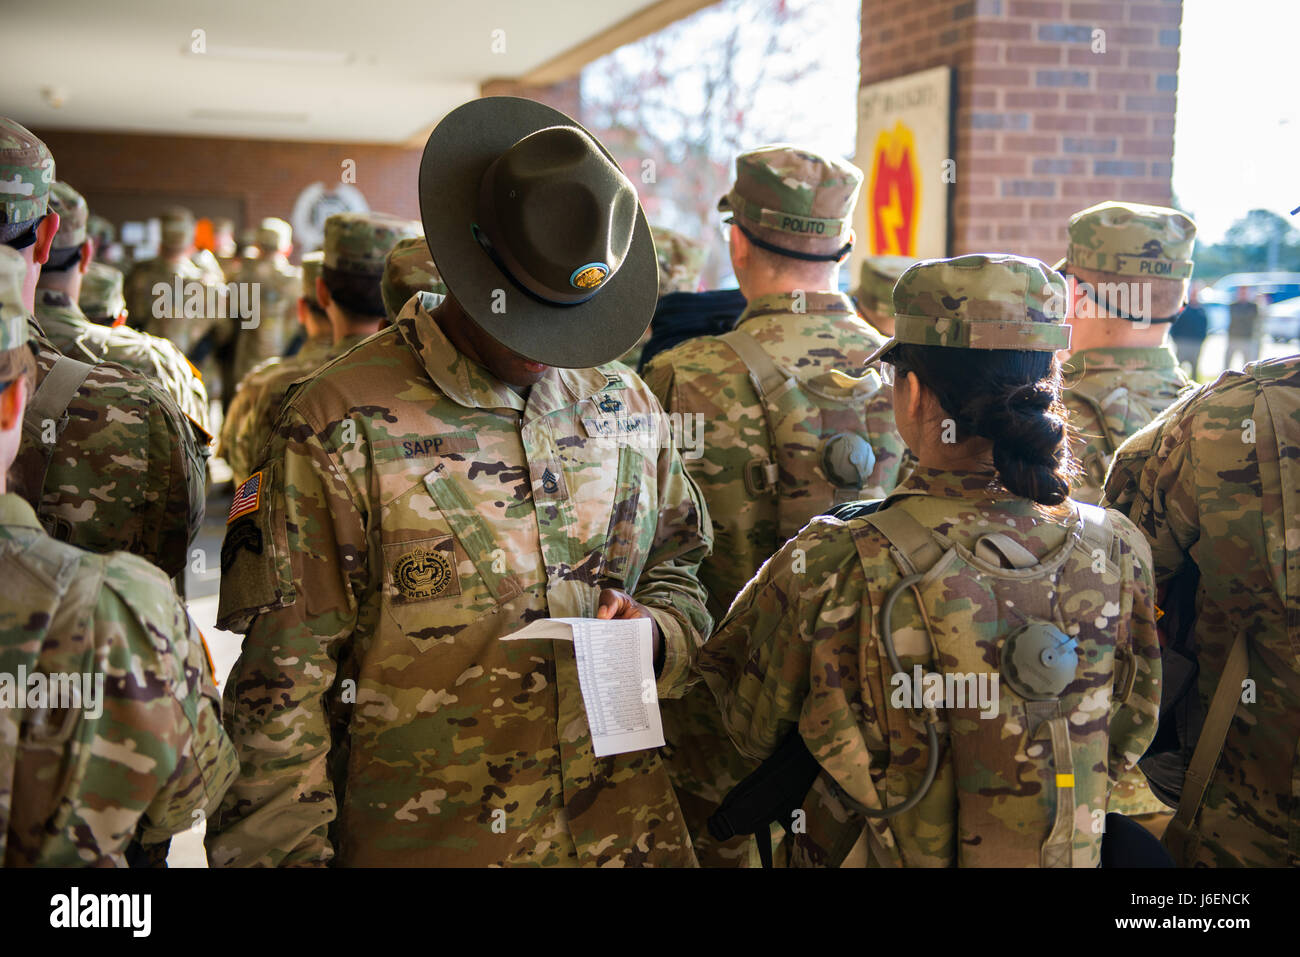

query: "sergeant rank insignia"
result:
(393, 547), (455, 601)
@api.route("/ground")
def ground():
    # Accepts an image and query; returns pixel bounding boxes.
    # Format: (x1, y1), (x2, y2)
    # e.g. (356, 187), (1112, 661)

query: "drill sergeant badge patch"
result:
(392, 546), (456, 601)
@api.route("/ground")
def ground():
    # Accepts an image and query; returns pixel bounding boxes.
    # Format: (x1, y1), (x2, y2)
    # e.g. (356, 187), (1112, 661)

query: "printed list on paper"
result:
(501, 617), (664, 757)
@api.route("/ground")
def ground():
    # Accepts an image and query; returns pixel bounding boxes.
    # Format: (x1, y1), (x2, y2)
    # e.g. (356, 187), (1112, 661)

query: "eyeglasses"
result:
(718, 216), (734, 244)
(880, 362), (901, 387)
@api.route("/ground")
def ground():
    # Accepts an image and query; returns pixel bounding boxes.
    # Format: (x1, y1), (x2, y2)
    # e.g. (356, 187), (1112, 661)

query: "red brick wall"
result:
(862, 0), (1182, 264)
(33, 128), (424, 245)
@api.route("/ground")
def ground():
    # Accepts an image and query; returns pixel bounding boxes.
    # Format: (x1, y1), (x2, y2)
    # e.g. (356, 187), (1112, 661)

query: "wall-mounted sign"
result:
(291, 182), (369, 252)
(852, 65), (952, 274)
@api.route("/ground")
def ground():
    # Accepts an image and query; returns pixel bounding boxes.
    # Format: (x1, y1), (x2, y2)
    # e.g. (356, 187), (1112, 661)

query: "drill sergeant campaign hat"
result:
(300, 250), (325, 306)
(419, 96), (658, 369)
(49, 180), (88, 250)
(866, 253), (1071, 365)
(0, 117), (55, 227)
(718, 145), (862, 261)
(79, 261), (127, 323)
(256, 216), (292, 254)
(322, 212), (420, 277)
(0, 245), (32, 350)
(1054, 201), (1196, 281)
(381, 236), (447, 319)
(854, 254), (916, 313)
(650, 226), (708, 298)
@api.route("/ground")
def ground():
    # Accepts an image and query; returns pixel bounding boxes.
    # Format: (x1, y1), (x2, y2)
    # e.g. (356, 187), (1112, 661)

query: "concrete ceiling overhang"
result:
(2, 0), (717, 143)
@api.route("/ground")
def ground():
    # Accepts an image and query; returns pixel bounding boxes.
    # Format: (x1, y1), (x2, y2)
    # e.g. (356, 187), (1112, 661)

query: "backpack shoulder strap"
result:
(1068, 379), (1127, 457)
(1164, 630), (1249, 865)
(1074, 501), (1116, 556)
(858, 503), (945, 577)
(718, 328), (790, 400)
(22, 354), (94, 445)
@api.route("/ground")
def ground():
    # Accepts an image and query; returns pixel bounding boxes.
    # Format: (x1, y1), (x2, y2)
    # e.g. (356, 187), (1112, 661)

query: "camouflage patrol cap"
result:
(79, 261), (126, 322)
(256, 216), (292, 253)
(300, 250), (324, 305)
(381, 236), (447, 318)
(854, 255), (916, 311)
(0, 117), (55, 224)
(866, 253), (1070, 363)
(718, 145), (862, 259)
(1058, 201), (1196, 280)
(49, 180), (88, 250)
(86, 213), (115, 247)
(159, 206), (196, 249)
(0, 246), (31, 349)
(323, 212), (421, 276)
(650, 226), (707, 297)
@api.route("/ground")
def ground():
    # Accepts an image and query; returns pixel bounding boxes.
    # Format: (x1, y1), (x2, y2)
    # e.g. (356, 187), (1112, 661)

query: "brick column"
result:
(861, 0), (1183, 264)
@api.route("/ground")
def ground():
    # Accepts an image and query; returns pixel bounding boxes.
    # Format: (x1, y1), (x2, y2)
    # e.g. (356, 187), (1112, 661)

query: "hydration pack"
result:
(719, 328), (887, 540)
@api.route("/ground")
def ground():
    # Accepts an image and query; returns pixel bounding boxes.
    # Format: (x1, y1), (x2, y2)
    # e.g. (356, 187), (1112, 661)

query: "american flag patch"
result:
(227, 471), (262, 524)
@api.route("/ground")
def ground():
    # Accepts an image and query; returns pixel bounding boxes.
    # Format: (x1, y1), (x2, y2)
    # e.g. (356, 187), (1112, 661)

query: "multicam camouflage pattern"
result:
(0, 494), (238, 866)
(0, 244), (207, 578)
(853, 254), (914, 313)
(1063, 201), (1196, 280)
(698, 466), (1163, 867)
(381, 236), (447, 320)
(300, 250), (324, 304)
(873, 254), (1071, 361)
(0, 246), (27, 349)
(642, 290), (906, 864)
(86, 214), (114, 248)
(650, 226), (708, 298)
(226, 251), (301, 386)
(218, 333), (353, 488)
(35, 288), (212, 432)
(125, 252), (228, 356)
(159, 206), (195, 250)
(0, 117), (54, 224)
(13, 324), (209, 579)
(78, 261), (126, 322)
(1063, 345), (1193, 505)
(1104, 355), (1300, 866)
(323, 212), (421, 275)
(48, 181), (88, 250)
(718, 145), (861, 257)
(207, 296), (713, 866)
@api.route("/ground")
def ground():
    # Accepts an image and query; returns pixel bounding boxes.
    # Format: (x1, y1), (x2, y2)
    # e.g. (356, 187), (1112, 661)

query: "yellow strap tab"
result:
(1056, 773), (1075, 789)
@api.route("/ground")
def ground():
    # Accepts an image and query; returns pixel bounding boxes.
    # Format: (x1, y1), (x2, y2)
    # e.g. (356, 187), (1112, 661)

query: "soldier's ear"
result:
(33, 212), (60, 267)
(316, 275), (333, 310)
(0, 375), (27, 432)
(78, 239), (93, 274)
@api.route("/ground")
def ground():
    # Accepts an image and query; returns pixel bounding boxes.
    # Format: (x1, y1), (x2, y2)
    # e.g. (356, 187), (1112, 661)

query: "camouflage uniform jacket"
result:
(208, 297), (713, 867)
(698, 467), (1162, 867)
(227, 256), (301, 387)
(1063, 345), (1192, 504)
(642, 290), (906, 619)
(13, 319), (208, 579)
(642, 291), (906, 828)
(125, 255), (226, 356)
(217, 334), (334, 487)
(35, 289), (211, 434)
(1103, 355), (1300, 866)
(0, 494), (236, 866)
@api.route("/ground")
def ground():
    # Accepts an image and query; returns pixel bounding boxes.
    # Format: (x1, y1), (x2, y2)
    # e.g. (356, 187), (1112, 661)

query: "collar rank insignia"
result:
(541, 468), (560, 494)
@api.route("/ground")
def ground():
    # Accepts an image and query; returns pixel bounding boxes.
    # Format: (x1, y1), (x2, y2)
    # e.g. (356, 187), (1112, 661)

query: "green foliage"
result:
(1195, 209), (1300, 280)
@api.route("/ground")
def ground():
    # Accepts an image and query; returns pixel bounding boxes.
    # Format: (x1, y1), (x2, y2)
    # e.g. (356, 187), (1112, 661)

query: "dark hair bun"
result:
(891, 344), (1076, 506)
